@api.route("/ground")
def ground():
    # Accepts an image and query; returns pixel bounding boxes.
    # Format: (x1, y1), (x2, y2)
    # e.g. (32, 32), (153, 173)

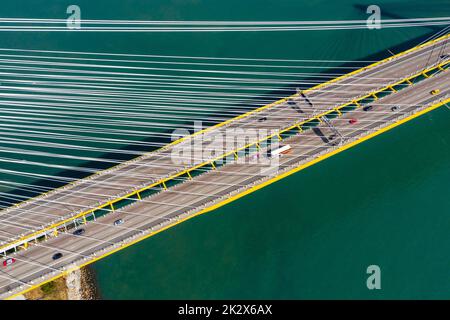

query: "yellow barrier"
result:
(6, 95), (449, 300)
(0, 36), (448, 255)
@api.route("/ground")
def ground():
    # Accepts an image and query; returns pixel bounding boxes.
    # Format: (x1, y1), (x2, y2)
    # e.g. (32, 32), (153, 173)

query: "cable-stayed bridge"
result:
(0, 33), (449, 299)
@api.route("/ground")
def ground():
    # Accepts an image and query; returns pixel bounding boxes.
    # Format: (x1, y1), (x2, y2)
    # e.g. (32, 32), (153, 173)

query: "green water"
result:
(94, 107), (450, 299)
(1, 0), (449, 299)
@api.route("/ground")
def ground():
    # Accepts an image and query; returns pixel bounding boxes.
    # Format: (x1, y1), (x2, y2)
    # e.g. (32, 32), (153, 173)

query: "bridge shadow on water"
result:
(2, 16), (446, 208)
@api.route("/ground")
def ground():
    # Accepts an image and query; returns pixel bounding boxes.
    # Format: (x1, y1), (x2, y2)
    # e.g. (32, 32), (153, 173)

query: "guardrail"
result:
(4, 93), (449, 300)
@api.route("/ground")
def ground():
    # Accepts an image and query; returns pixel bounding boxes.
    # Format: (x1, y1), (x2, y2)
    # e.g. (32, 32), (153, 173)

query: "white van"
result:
(267, 145), (292, 158)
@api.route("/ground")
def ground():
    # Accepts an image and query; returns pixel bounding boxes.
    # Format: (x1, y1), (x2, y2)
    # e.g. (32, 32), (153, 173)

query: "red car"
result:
(349, 118), (358, 125)
(3, 258), (16, 267)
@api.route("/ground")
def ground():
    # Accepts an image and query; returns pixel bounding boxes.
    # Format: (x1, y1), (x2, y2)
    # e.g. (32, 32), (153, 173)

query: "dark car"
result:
(363, 105), (373, 112)
(391, 106), (399, 112)
(258, 117), (267, 122)
(52, 253), (63, 260)
(73, 228), (85, 236)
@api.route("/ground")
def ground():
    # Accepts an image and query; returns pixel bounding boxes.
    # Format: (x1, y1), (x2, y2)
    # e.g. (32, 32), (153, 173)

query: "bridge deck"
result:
(1, 36), (448, 241)
(0, 34), (449, 298)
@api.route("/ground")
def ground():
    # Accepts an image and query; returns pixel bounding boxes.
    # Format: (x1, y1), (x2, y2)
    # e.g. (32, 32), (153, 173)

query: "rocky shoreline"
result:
(24, 266), (100, 300)
(80, 266), (101, 299)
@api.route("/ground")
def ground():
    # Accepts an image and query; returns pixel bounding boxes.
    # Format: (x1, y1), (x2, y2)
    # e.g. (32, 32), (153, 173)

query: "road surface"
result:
(0, 35), (448, 298)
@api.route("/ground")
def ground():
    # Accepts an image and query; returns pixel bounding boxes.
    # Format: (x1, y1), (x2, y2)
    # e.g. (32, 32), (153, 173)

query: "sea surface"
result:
(0, 0), (449, 299)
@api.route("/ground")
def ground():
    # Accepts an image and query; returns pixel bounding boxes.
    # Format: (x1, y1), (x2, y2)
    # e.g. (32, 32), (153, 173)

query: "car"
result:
(349, 118), (358, 125)
(114, 219), (124, 226)
(440, 54), (449, 60)
(73, 228), (85, 236)
(430, 89), (440, 95)
(363, 105), (374, 112)
(3, 258), (16, 267)
(258, 117), (267, 122)
(391, 106), (400, 112)
(52, 253), (63, 260)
